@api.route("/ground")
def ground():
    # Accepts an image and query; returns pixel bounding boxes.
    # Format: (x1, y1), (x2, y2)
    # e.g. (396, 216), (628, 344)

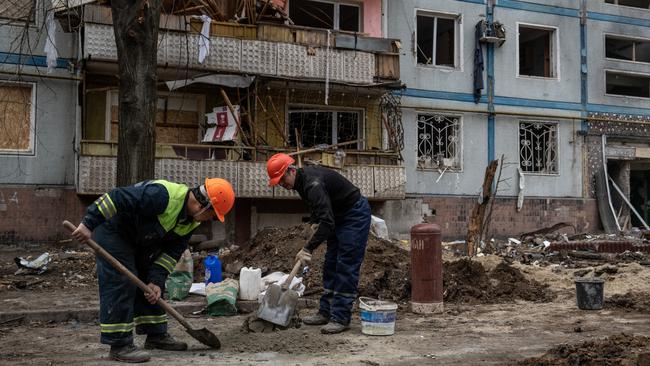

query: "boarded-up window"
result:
(0, 0), (35, 21)
(0, 83), (34, 153)
(109, 92), (203, 144)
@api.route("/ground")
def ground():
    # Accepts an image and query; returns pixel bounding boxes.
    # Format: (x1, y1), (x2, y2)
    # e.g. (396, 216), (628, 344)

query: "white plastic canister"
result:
(238, 267), (262, 300)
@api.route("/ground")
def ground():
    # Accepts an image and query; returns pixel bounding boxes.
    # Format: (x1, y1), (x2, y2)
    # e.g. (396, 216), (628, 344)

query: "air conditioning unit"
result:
(477, 20), (506, 47)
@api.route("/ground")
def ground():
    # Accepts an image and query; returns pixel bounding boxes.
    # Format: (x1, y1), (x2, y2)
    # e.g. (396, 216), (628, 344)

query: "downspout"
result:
(486, 0), (496, 163)
(580, 0), (588, 133)
(381, 0), (388, 37)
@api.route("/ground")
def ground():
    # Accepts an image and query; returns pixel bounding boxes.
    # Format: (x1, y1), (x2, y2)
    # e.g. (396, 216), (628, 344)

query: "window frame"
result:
(289, 0), (363, 32)
(414, 9), (462, 70)
(516, 22), (561, 81)
(604, 69), (650, 100)
(604, 0), (650, 12)
(415, 111), (463, 172)
(604, 33), (650, 65)
(286, 104), (365, 150)
(518, 120), (560, 176)
(0, 81), (37, 156)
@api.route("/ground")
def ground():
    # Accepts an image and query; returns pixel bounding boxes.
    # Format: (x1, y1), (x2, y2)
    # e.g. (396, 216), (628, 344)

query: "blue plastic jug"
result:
(204, 255), (222, 285)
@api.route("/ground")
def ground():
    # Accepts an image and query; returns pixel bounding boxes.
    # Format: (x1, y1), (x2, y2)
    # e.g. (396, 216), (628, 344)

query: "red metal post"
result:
(410, 223), (443, 314)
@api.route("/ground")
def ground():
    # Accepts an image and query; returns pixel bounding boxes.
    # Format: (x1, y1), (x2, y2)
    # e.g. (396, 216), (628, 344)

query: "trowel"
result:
(256, 260), (303, 327)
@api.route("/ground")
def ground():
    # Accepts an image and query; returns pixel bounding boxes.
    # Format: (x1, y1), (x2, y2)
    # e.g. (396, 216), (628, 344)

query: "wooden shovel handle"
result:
(282, 260), (303, 290)
(62, 220), (193, 330)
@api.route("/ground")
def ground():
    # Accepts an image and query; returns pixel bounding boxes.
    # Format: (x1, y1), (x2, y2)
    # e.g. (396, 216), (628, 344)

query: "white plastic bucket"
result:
(238, 267), (262, 300)
(359, 297), (398, 336)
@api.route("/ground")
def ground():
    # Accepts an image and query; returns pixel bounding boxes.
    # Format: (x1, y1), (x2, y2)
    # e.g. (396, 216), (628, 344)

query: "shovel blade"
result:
(257, 284), (299, 327)
(186, 327), (221, 349)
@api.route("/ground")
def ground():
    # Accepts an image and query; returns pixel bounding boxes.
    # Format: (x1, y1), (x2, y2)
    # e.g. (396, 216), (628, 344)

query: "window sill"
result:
(604, 93), (650, 100)
(416, 167), (462, 173)
(516, 75), (560, 81)
(605, 57), (650, 67)
(520, 171), (560, 176)
(416, 64), (461, 72)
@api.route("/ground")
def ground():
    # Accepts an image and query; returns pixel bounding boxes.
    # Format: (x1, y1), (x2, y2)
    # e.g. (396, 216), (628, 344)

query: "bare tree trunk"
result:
(466, 159), (498, 257)
(111, 0), (161, 186)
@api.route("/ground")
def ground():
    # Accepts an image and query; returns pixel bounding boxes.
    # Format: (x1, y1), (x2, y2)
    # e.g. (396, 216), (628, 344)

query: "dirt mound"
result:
(516, 333), (650, 366)
(443, 259), (555, 304)
(606, 292), (650, 312)
(222, 224), (411, 302)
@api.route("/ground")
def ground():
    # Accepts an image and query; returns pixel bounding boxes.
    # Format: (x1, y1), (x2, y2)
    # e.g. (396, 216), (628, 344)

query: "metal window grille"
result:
(519, 121), (558, 174)
(417, 114), (460, 169)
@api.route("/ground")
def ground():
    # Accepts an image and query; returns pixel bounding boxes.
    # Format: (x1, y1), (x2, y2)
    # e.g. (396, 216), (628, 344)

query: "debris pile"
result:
(221, 224), (411, 302)
(443, 259), (555, 304)
(605, 292), (650, 312)
(516, 333), (650, 366)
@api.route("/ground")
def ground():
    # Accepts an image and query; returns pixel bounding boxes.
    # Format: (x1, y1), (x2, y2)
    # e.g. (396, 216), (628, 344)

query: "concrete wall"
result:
(0, 6), (80, 186)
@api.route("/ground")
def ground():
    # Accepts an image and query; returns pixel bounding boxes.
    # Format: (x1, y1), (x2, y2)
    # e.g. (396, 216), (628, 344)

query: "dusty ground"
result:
(4, 228), (650, 365)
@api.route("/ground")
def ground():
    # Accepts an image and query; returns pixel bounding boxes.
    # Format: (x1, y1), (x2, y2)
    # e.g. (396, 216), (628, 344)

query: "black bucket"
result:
(575, 277), (604, 310)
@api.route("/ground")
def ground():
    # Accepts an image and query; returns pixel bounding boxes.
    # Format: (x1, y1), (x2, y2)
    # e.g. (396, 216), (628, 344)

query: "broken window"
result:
(417, 114), (461, 170)
(519, 122), (558, 174)
(518, 25), (556, 78)
(0, 0), (34, 21)
(288, 109), (361, 149)
(289, 1), (361, 32)
(606, 72), (650, 98)
(416, 13), (458, 67)
(606, 36), (650, 63)
(605, 0), (650, 9)
(0, 82), (34, 154)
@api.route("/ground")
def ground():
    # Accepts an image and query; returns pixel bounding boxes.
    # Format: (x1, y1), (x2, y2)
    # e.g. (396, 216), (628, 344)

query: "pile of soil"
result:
(516, 333), (650, 366)
(221, 224), (411, 302)
(0, 245), (96, 292)
(443, 258), (555, 304)
(606, 292), (650, 312)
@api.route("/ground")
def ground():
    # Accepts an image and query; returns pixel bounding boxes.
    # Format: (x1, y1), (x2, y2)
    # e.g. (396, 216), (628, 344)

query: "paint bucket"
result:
(359, 297), (398, 336)
(575, 277), (604, 310)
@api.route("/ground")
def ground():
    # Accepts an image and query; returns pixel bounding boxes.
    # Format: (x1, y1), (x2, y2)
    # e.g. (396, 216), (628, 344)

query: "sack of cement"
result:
(206, 278), (239, 316)
(370, 215), (389, 240)
(165, 250), (193, 301)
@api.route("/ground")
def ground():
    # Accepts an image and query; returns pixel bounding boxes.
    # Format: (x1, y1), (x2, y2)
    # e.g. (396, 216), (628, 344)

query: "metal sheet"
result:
(159, 159), (201, 187)
(78, 156), (116, 194)
(241, 40), (277, 75)
(373, 166), (406, 199)
(237, 162), (273, 198)
(341, 166), (374, 198)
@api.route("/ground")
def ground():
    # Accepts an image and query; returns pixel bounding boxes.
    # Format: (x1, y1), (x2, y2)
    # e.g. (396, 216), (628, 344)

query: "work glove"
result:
(295, 248), (312, 265)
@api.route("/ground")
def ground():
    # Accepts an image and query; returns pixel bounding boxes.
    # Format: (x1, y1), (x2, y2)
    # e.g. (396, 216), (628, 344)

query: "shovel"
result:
(256, 259), (303, 327)
(62, 220), (220, 349)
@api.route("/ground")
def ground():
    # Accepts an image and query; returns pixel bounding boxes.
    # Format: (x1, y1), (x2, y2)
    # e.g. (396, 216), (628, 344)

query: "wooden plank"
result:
(258, 23), (294, 43)
(335, 34), (395, 53)
(375, 54), (399, 80)
(0, 85), (31, 150)
(295, 29), (327, 46)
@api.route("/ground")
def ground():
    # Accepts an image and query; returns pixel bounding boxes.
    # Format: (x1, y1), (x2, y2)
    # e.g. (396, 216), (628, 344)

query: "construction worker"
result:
(71, 178), (235, 363)
(266, 153), (371, 334)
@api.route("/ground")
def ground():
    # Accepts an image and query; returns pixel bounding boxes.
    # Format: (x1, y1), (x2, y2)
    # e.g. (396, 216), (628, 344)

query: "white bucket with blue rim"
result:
(359, 297), (398, 336)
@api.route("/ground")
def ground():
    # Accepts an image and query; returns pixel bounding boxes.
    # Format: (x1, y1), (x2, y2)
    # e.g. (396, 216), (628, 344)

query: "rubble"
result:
(516, 333), (650, 366)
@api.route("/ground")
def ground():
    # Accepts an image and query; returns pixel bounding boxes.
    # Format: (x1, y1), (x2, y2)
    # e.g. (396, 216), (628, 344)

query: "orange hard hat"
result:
(203, 178), (235, 222)
(267, 153), (295, 186)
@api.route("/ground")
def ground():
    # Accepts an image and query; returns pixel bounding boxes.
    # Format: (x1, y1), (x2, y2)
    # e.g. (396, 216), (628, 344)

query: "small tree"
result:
(111, 0), (161, 186)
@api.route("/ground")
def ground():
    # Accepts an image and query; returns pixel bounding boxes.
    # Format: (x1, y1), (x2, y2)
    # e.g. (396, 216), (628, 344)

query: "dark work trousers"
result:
(319, 197), (371, 325)
(94, 224), (167, 346)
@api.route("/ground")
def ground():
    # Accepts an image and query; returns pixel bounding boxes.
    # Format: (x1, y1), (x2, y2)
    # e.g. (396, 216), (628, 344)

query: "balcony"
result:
(78, 142), (406, 199)
(80, 5), (400, 85)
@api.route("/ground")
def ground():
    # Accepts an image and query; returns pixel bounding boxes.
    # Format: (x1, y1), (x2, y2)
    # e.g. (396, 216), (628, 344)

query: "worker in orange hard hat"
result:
(266, 152), (371, 335)
(71, 178), (234, 363)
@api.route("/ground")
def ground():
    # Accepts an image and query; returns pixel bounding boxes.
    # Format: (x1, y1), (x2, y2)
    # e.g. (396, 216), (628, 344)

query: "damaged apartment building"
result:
(380, 0), (650, 238)
(1, 0), (650, 244)
(0, 0), (405, 245)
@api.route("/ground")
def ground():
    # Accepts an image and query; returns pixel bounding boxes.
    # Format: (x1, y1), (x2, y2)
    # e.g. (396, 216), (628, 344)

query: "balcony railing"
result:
(80, 5), (400, 85)
(78, 142), (405, 199)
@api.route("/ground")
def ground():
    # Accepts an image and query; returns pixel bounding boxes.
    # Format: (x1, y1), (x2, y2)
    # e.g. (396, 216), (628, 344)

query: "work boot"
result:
(144, 333), (188, 351)
(109, 344), (151, 363)
(302, 312), (329, 326)
(320, 321), (349, 334)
